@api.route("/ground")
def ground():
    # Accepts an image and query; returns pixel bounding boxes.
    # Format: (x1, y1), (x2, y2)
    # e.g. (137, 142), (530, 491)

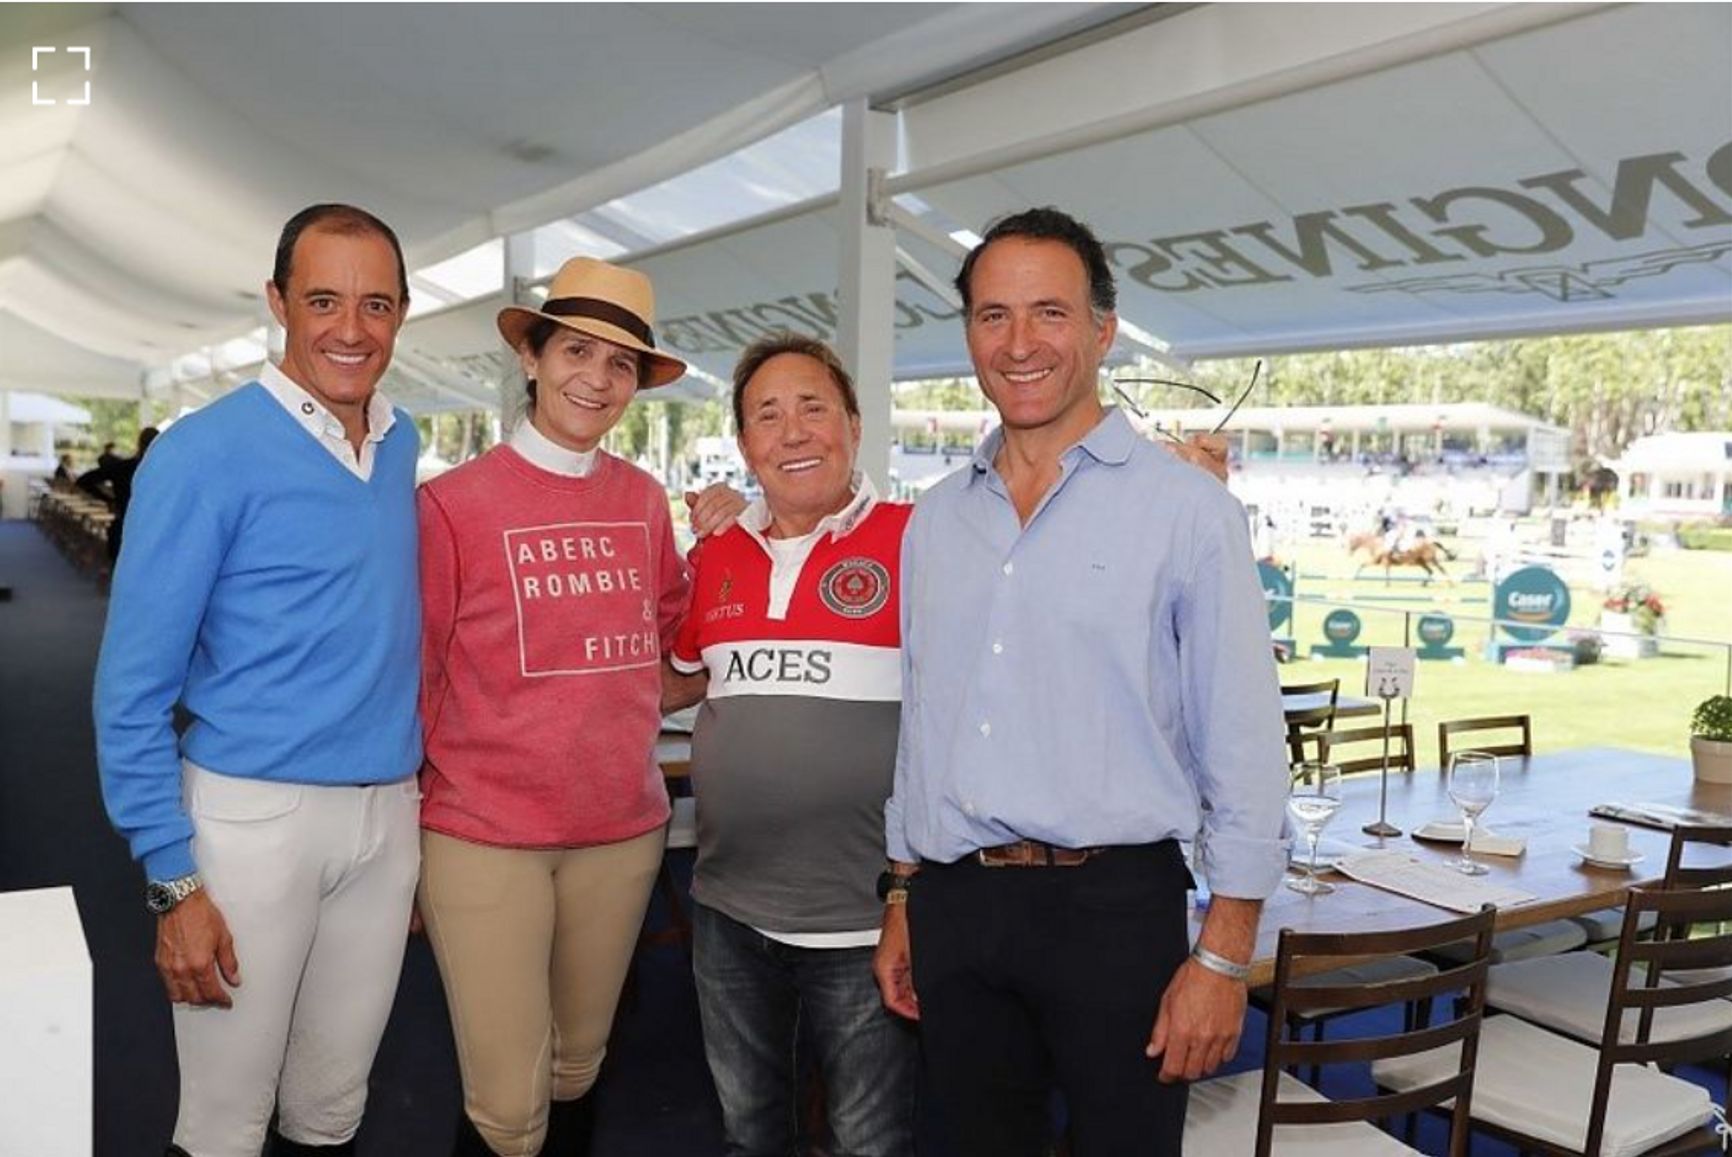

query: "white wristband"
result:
(1190, 946), (1251, 983)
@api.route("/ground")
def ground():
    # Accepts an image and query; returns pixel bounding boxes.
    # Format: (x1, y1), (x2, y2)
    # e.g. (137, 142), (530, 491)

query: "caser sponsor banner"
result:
(1259, 561), (1294, 632)
(1492, 566), (1572, 643)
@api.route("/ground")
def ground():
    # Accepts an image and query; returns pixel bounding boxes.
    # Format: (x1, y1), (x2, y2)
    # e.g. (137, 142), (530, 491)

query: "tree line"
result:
(67, 325), (1727, 475)
(901, 324), (1731, 468)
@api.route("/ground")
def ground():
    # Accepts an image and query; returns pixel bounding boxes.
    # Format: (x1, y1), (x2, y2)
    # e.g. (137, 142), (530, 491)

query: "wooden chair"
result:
(1488, 824), (1732, 1046)
(1376, 886), (1732, 1156)
(1283, 678), (1340, 767)
(1250, 954), (1441, 1090)
(1187, 905), (1496, 1156)
(1318, 722), (1416, 776)
(1437, 714), (1532, 768)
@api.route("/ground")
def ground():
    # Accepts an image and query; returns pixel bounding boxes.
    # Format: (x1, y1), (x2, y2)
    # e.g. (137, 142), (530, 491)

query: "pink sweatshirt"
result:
(417, 446), (689, 848)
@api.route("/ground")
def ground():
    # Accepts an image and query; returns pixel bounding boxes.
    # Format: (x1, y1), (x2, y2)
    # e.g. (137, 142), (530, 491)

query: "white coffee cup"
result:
(1588, 823), (1630, 861)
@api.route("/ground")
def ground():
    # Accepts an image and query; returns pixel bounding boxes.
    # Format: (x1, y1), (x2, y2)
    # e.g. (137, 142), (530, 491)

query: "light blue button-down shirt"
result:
(885, 407), (1290, 900)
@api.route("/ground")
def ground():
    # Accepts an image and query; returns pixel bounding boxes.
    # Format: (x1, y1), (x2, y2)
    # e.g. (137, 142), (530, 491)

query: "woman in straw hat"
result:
(415, 256), (726, 1156)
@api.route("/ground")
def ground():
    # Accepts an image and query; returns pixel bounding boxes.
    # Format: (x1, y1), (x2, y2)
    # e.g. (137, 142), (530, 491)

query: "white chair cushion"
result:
(1185, 1069), (1423, 1154)
(1372, 1014), (1711, 1157)
(1570, 907), (1660, 942)
(1429, 918), (1588, 964)
(666, 796), (697, 850)
(1253, 955), (1439, 1018)
(1488, 951), (1732, 1044)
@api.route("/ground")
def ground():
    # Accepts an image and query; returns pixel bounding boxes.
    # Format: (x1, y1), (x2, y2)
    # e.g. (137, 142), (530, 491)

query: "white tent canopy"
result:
(2, 3), (1728, 414)
(4, 390), (89, 425)
(1, 2), (1131, 406)
(603, 3), (1732, 383)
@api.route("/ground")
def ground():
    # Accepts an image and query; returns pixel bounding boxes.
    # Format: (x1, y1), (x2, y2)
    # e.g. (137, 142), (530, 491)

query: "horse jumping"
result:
(1346, 531), (1457, 584)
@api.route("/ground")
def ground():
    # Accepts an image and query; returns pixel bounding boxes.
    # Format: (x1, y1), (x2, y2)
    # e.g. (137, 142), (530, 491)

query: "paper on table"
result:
(1588, 802), (1732, 831)
(1336, 850), (1537, 914)
(1411, 820), (1526, 857)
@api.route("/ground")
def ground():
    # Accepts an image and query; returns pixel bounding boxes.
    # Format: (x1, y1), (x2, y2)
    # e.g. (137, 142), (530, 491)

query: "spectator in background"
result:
(78, 426), (160, 561)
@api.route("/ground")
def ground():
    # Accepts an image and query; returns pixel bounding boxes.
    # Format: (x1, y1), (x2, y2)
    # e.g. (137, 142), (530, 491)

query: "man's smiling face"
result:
(266, 227), (405, 414)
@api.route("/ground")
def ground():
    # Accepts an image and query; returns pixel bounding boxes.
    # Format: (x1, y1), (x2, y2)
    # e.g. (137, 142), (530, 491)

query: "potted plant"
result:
(1601, 582), (1665, 659)
(1691, 695), (1732, 784)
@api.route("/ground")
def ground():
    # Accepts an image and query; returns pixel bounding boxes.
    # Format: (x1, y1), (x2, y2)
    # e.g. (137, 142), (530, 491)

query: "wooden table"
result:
(1281, 690), (1380, 721)
(1228, 747), (1726, 986)
(657, 732), (693, 780)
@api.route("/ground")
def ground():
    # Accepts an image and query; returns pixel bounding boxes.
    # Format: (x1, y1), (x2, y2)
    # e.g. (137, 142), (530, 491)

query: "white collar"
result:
(510, 418), (599, 477)
(260, 362), (395, 444)
(740, 472), (878, 545)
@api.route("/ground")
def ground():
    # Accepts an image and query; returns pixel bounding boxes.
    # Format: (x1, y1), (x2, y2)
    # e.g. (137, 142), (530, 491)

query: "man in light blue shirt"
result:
(873, 207), (1288, 1155)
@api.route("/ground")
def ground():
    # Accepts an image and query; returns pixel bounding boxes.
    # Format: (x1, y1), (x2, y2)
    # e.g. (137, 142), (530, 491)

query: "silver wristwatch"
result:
(145, 873), (203, 915)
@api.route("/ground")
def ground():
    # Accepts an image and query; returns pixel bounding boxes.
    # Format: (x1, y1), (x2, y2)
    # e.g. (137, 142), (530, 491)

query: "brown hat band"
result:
(542, 296), (655, 348)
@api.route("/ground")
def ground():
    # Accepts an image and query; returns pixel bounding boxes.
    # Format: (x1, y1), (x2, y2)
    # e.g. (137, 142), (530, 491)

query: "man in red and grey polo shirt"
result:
(664, 333), (917, 1157)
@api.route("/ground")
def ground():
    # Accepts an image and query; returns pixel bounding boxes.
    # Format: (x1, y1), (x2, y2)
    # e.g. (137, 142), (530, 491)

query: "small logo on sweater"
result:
(703, 570), (746, 624)
(819, 557), (890, 619)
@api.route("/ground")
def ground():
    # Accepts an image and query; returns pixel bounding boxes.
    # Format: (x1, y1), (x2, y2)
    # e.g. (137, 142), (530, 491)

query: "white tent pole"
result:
(835, 99), (897, 493)
(502, 231), (537, 436)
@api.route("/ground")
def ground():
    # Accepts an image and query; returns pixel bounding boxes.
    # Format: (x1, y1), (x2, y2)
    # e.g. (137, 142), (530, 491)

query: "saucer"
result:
(1412, 820), (1467, 845)
(1571, 844), (1645, 870)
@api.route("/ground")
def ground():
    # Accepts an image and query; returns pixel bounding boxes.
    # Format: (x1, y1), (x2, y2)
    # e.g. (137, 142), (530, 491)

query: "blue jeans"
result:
(692, 902), (917, 1157)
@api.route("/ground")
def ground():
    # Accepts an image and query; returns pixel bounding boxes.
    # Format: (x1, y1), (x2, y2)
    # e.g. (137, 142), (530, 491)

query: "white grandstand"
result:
(889, 401), (1569, 531)
(1608, 433), (1732, 522)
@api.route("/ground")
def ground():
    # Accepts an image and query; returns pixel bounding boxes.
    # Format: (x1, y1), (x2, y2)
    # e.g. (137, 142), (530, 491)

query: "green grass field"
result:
(1278, 538), (1732, 763)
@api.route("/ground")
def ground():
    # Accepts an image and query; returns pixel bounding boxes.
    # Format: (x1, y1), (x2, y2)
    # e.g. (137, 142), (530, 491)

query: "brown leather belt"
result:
(975, 839), (1104, 868)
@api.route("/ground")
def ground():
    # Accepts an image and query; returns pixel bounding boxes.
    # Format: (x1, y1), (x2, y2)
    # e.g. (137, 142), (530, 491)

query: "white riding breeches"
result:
(169, 763), (421, 1157)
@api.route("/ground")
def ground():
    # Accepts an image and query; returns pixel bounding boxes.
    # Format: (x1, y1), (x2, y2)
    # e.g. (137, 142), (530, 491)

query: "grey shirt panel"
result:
(689, 695), (898, 934)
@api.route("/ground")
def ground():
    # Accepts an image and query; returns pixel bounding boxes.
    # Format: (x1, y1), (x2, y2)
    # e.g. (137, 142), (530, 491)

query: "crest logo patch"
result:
(818, 557), (890, 619)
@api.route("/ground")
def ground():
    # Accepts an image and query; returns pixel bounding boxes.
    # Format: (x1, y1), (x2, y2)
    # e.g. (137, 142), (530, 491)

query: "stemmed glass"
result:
(1448, 751), (1501, 876)
(1286, 761), (1343, 895)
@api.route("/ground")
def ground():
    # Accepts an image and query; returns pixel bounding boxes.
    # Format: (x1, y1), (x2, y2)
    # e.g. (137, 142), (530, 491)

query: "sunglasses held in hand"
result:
(1111, 359), (1263, 443)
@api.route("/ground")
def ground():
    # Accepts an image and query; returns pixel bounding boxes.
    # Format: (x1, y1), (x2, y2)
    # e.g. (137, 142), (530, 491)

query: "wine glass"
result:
(1448, 751), (1501, 876)
(1286, 761), (1343, 895)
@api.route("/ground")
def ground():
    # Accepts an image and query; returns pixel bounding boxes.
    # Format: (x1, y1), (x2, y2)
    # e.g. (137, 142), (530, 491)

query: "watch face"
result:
(876, 871), (911, 901)
(145, 883), (174, 914)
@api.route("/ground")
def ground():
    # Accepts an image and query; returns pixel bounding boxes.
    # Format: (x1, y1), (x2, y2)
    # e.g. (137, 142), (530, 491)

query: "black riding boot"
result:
(541, 1095), (596, 1156)
(267, 1130), (356, 1156)
(450, 1113), (497, 1156)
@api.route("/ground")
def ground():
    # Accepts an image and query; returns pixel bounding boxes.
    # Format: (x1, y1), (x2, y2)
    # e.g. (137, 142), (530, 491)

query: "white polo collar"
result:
(739, 472), (878, 545)
(260, 362), (395, 445)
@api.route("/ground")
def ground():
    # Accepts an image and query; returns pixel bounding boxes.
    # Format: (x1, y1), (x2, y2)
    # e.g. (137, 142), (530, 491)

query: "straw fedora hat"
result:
(496, 256), (686, 389)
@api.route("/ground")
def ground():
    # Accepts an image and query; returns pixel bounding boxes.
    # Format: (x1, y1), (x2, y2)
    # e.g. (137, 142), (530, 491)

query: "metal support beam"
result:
(893, 246), (963, 312)
(836, 99), (898, 492)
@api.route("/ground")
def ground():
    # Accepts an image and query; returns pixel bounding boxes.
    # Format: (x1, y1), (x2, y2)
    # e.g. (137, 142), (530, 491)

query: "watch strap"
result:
(146, 873), (203, 914)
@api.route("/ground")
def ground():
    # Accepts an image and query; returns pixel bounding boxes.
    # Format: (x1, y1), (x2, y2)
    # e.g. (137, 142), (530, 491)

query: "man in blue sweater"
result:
(95, 204), (423, 1157)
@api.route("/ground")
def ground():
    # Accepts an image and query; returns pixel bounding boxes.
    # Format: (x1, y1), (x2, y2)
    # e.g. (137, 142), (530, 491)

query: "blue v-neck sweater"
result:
(94, 383), (422, 880)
